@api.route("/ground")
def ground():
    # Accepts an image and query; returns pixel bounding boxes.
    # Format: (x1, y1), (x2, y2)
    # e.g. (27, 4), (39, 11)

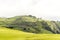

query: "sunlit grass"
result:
(0, 27), (60, 40)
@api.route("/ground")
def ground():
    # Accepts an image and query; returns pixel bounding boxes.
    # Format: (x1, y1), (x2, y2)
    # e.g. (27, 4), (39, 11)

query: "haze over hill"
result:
(0, 0), (60, 40)
(0, 0), (60, 21)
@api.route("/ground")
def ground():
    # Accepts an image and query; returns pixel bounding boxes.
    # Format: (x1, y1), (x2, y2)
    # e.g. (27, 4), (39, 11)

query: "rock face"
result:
(0, 15), (60, 34)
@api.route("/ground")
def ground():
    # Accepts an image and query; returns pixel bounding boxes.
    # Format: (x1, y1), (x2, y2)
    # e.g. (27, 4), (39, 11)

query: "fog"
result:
(0, 0), (60, 20)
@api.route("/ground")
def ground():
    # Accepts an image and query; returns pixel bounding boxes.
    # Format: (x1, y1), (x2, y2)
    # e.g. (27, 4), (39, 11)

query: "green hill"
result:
(0, 15), (60, 34)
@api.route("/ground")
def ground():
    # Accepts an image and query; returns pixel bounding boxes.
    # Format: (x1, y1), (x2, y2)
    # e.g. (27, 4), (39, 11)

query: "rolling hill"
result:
(0, 15), (60, 34)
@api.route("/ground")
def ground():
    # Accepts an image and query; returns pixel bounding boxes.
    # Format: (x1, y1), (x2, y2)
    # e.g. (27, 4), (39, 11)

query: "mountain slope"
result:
(0, 15), (60, 34)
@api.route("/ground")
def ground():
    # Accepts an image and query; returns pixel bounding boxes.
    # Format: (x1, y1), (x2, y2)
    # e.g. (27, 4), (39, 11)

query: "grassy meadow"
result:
(0, 27), (60, 40)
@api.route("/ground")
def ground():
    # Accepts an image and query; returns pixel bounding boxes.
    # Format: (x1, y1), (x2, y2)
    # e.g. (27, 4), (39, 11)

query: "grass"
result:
(0, 27), (60, 40)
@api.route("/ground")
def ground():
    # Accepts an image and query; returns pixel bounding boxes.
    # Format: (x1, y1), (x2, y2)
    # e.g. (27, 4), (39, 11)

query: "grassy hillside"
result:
(6, 15), (53, 33)
(0, 15), (60, 34)
(0, 27), (60, 40)
(0, 27), (34, 40)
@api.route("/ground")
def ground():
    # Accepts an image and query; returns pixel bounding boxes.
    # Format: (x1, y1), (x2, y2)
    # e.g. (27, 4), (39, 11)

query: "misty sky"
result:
(0, 0), (60, 21)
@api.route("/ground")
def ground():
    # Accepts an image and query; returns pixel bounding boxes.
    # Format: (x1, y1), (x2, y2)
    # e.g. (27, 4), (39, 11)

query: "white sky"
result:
(0, 0), (60, 21)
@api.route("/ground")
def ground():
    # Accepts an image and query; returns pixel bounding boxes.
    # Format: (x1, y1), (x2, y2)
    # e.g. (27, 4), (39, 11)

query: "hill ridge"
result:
(0, 15), (60, 34)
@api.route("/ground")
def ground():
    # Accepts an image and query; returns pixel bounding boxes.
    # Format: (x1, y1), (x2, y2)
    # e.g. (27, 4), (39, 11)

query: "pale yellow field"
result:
(0, 27), (60, 40)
